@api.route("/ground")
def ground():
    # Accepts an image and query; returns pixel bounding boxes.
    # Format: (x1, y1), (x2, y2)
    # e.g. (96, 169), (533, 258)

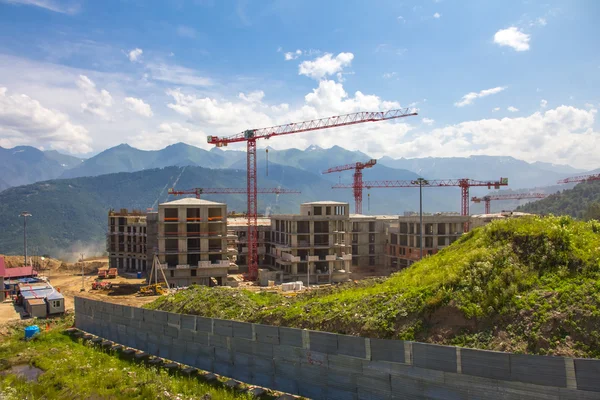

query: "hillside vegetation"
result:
(518, 180), (600, 219)
(148, 216), (600, 357)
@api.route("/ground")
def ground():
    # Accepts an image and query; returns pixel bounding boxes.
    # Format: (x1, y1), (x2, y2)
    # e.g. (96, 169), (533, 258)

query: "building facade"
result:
(107, 209), (148, 272)
(155, 198), (230, 287)
(227, 217), (271, 274)
(386, 214), (469, 269)
(349, 215), (397, 271)
(267, 201), (352, 284)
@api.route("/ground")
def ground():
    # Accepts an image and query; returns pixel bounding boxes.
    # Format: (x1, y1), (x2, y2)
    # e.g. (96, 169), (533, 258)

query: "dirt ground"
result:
(0, 301), (23, 325)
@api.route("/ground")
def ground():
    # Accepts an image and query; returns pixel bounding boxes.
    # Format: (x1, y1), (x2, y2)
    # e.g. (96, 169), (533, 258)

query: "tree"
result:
(584, 202), (600, 221)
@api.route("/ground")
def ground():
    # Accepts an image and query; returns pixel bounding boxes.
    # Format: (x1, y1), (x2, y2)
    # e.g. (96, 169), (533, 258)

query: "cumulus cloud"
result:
(493, 27), (530, 51)
(433, 12), (441, 18)
(0, 87), (92, 153)
(127, 122), (208, 150)
(284, 50), (302, 61)
(298, 52), (354, 80)
(540, 99), (548, 108)
(455, 86), (506, 107)
(124, 97), (153, 117)
(422, 118), (435, 126)
(507, 106), (519, 112)
(76, 75), (113, 120)
(128, 48), (143, 62)
(492, 107), (501, 112)
(391, 106), (599, 169)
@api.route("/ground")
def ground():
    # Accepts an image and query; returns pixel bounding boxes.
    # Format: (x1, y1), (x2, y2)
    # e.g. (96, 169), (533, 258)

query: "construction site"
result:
(102, 109), (540, 290)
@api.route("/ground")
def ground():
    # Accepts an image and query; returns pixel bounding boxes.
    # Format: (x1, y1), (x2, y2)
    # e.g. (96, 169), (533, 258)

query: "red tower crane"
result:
(332, 177), (508, 232)
(322, 159), (377, 214)
(471, 193), (547, 214)
(167, 187), (300, 199)
(557, 173), (600, 184)
(207, 109), (418, 280)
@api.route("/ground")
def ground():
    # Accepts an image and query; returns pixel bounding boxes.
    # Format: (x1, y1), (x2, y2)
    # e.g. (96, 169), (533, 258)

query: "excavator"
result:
(137, 255), (170, 296)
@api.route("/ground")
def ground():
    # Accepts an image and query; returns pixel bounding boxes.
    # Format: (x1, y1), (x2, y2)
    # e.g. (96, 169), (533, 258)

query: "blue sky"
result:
(0, 0), (598, 168)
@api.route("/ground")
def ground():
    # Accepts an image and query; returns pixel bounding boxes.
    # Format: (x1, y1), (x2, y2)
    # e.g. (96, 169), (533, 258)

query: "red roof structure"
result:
(0, 258), (37, 279)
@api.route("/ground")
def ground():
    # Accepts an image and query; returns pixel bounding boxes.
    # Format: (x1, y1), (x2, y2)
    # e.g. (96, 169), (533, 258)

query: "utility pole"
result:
(411, 178), (429, 261)
(20, 212), (32, 266)
(80, 253), (85, 292)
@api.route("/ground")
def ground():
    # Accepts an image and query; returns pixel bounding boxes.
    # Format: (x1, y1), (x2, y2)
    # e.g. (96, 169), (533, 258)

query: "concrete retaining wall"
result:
(74, 297), (600, 399)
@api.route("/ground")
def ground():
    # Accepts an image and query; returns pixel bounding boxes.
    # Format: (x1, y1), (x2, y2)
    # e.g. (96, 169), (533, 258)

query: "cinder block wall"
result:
(74, 297), (600, 400)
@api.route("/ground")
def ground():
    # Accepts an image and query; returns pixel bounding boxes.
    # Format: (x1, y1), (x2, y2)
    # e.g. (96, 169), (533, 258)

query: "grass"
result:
(147, 215), (600, 358)
(0, 317), (250, 400)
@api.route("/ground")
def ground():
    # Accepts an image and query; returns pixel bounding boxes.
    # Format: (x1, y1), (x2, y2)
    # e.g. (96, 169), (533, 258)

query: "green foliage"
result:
(148, 216), (600, 357)
(518, 180), (600, 219)
(0, 319), (249, 399)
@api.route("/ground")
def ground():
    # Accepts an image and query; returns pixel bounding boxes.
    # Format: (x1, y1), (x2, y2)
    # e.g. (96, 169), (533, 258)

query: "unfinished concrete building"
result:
(227, 217), (271, 274)
(107, 209), (148, 272)
(267, 201), (352, 284)
(386, 213), (469, 269)
(155, 198), (231, 287)
(349, 215), (398, 272)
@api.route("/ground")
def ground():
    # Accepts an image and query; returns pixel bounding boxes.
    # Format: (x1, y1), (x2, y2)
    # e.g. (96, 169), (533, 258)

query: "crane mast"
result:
(322, 159), (377, 214)
(207, 109), (418, 280)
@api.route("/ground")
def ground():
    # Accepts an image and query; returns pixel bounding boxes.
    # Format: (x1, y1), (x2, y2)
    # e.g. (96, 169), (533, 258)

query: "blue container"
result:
(24, 325), (40, 339)
(136, 271), (142, 279)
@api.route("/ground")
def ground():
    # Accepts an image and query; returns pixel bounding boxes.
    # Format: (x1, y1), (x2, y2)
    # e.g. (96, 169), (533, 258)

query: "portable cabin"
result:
(25, 298), (47, 318)
(46, 291), (65, 315)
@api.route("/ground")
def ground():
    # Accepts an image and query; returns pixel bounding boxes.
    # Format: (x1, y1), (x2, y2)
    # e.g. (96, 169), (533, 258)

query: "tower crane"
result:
(557, 173), (600, 184)
(322, 159), (377, 214)
(332, 177), (508, 232)
(207, 109), (418, 280)
(471, 193), (547, 214)
(167, 187), (300, 200)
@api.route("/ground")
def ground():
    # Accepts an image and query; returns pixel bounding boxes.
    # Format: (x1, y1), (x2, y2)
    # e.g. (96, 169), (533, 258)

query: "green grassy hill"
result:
(518, 180), (600, 219)
(147, 215), (600, 357)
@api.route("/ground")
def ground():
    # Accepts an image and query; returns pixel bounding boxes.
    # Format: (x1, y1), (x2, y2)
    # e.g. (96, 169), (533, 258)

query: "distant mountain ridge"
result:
(1, 142), (596, 193)
(0, 146), (83, 189)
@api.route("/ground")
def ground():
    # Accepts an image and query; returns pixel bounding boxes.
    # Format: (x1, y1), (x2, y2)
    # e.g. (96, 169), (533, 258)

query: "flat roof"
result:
(26, 298), (46, 306)
(302, 201), (349, 205)
(159, 198), (225, 206)
(228, 217), (271, 227)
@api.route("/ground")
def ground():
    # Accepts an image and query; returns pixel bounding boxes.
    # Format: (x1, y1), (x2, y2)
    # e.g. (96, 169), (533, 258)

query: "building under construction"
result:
(107, 209), (148, 272)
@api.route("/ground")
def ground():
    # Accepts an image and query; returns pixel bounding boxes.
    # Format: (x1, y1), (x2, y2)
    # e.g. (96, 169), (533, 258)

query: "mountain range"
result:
(0, 143), (594, 192)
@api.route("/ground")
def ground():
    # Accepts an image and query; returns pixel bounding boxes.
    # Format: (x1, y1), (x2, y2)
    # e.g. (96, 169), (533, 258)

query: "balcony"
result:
(208, 216), (223, 222)
(163, 217), (179, 223)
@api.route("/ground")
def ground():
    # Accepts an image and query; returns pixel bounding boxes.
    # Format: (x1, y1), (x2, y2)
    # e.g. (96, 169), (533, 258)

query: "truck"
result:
(97, 269), (107, 279)
(107, 268), (118, 279)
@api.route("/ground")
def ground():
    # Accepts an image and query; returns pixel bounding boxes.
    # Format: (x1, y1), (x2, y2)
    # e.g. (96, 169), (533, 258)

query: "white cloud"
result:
(145, 63), (213, 86)
(0, 87), (92, 153)
(76, 75), (113, 120)
(392, 106), (599, 169)
(535, 17), (547, 26)
(433, 12), (441, 18)
(284, 49), (302, 61)
(127, 122), (208, 151)
(493, 27), (530, 51)
(124, 97), (153, 117)
(422, 118), (435, 126)
(382, 72), (397, 79)
(0, 0), (80, 14)
(298, 52), (354, 80)
(238, 90), (265, 103)
(507, 106), (519, 112)
(128, 48), (143, 62)
(397, 16), (405, 23)
(455, 86), (506, 107)
(492, 107), (501, 112)
(540, 99), (548, 108)
(176, 25), (197, 38)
